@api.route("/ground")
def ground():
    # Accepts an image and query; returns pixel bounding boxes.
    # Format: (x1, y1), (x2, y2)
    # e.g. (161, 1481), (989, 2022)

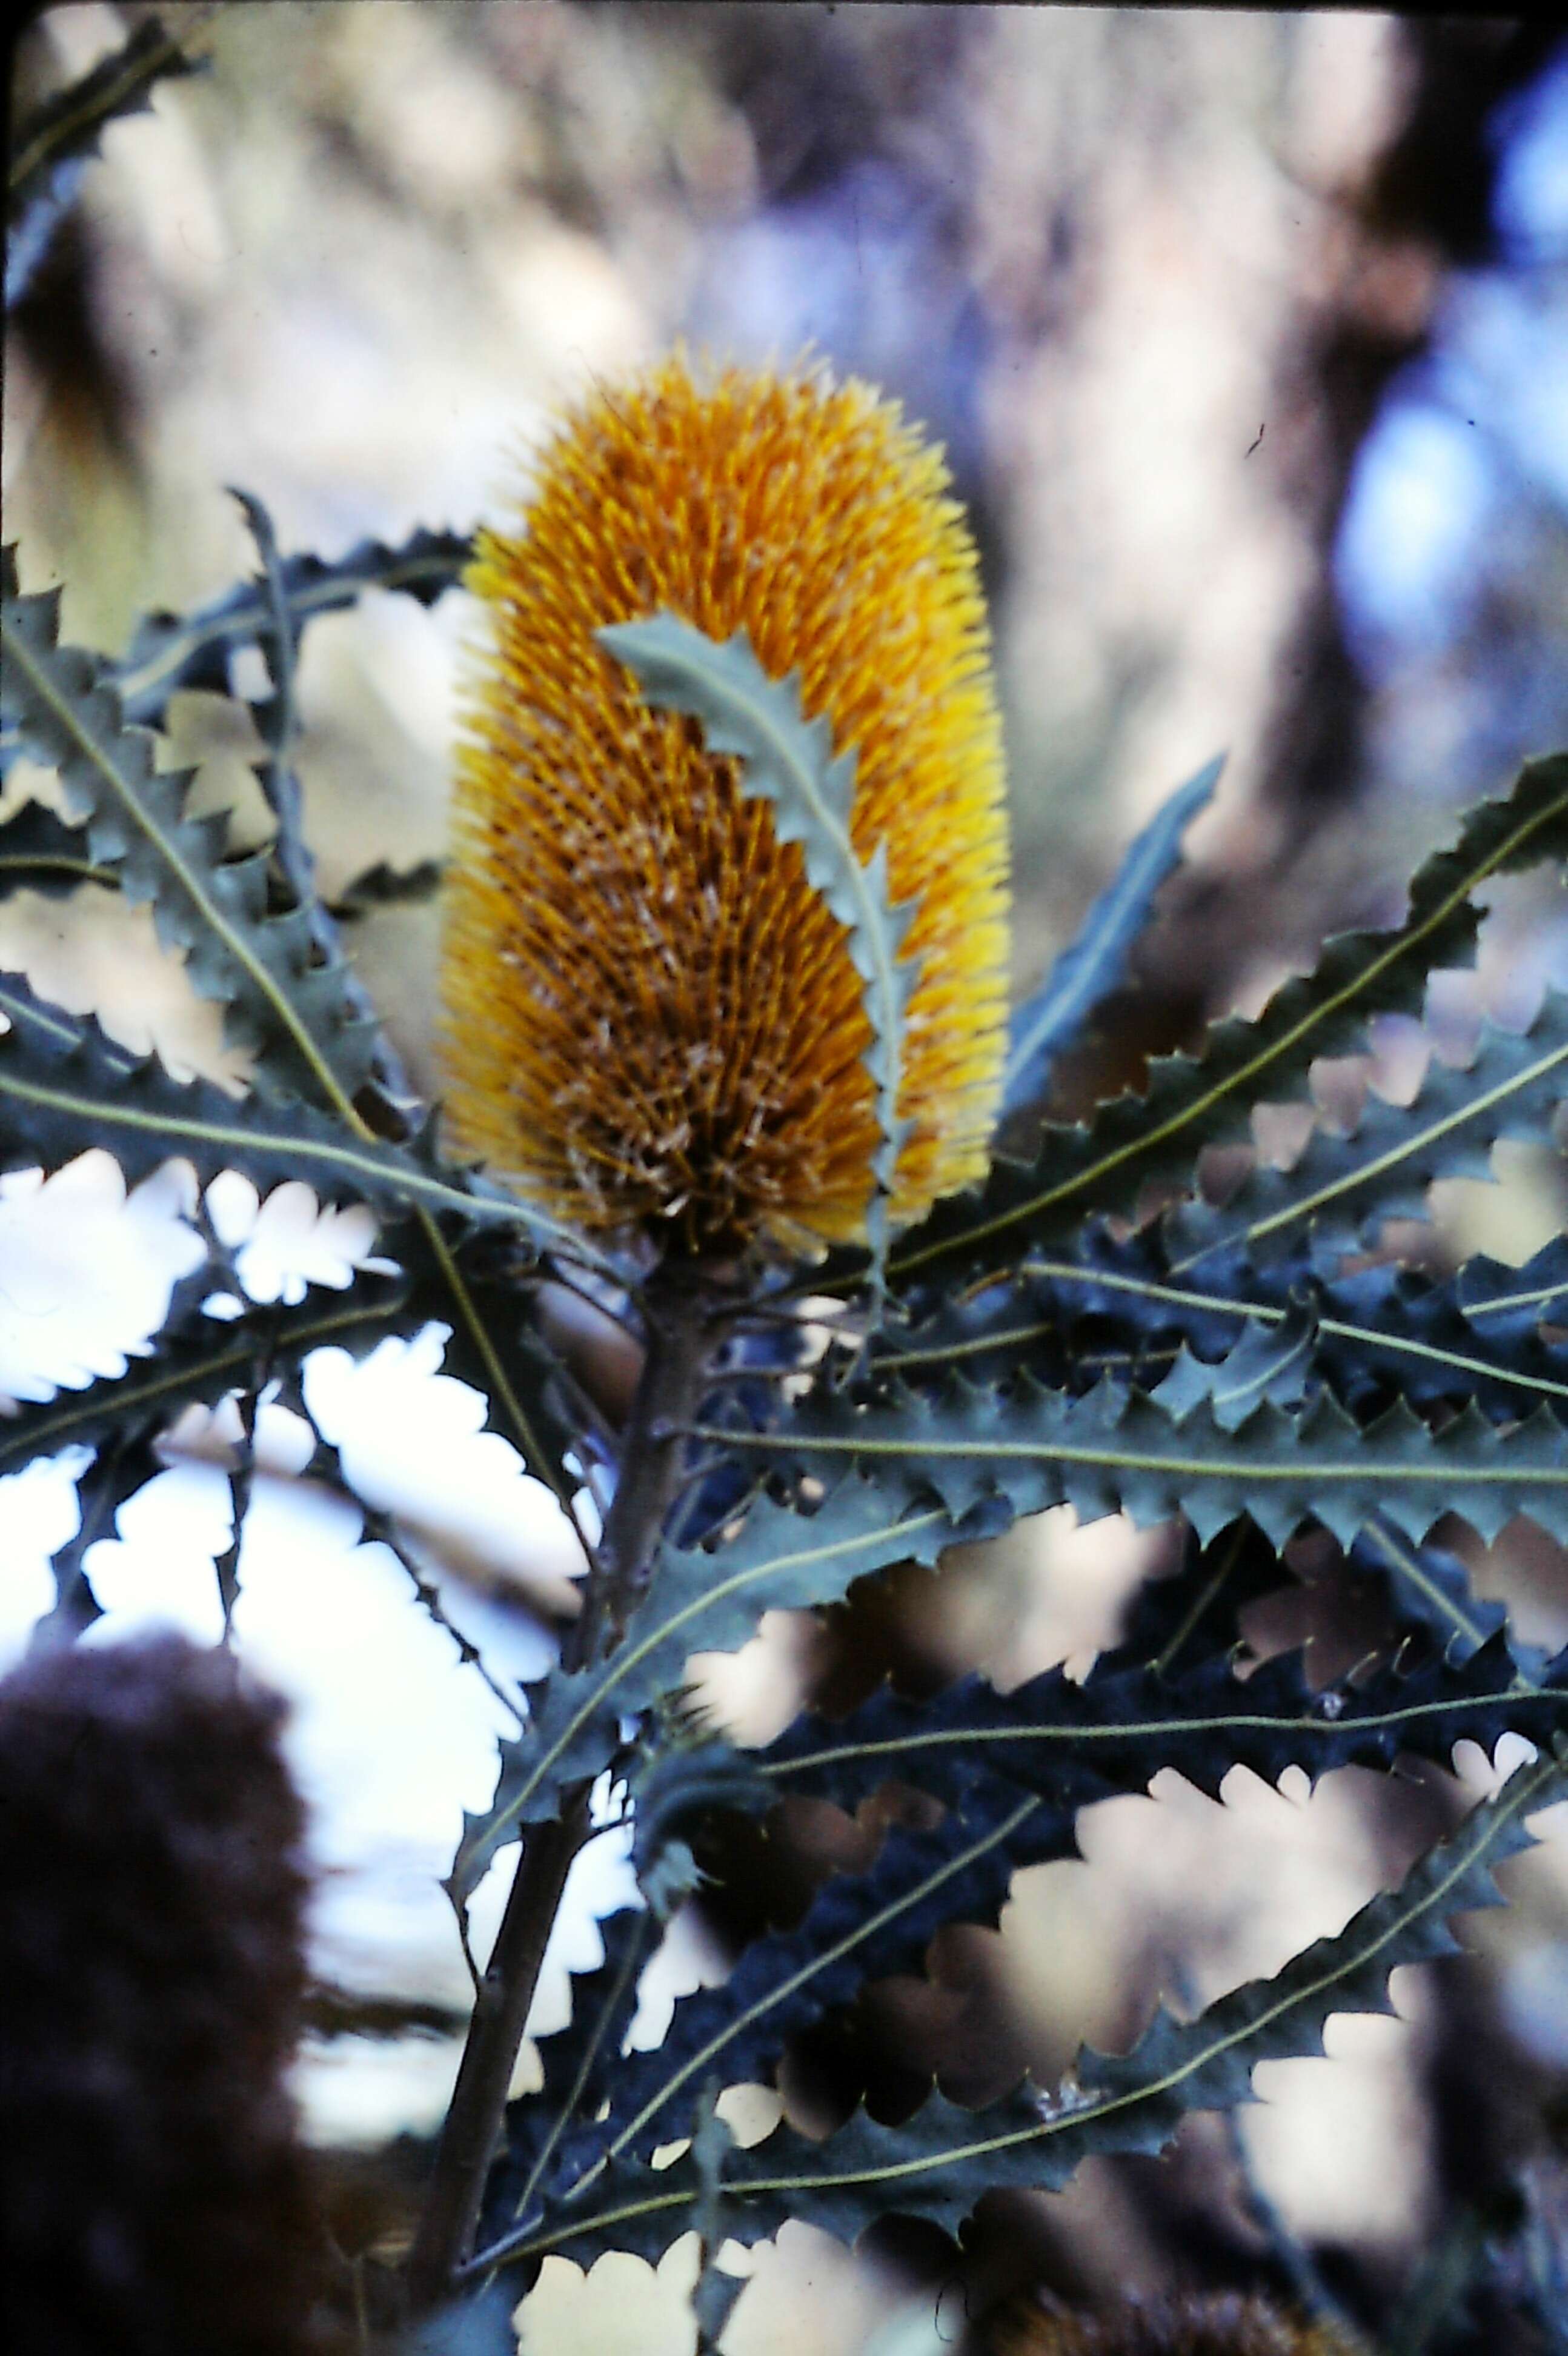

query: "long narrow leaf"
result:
(0, 795), (107, 897)
(852, 1227), (1568, 1429)
(1167, 988), (1568, 1275)
(0, 1273), (410, 1482)
(756, 1631), (1561, 1821)
(890, 753), (1568, 1291)
(1, 530), (471, 777)
(599, 613), (917, 1288)
(540, 1780), (1068, 2196)
(1351, 1519), (1515, 1666)
(0, 971), (543, 1235)
(397, 1221), (583, 1517)
(488, 1748), (1564, 2271)
(1003, 754), (1221, 1116)
(444, 1477), (972, 1899)
(1, 562), (380, 1109)
(693, 1356), (1568, 1553)
(7, 13), (207, 308)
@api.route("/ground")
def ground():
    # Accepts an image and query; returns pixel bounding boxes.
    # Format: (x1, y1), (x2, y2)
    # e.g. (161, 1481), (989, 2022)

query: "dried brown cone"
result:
(440, 350), (1011, 1257)
(0, 1633), (322, 2356)
(991, 2289), (1361, 2356)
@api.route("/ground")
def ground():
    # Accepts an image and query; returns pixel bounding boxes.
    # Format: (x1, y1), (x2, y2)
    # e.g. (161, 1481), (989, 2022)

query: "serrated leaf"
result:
(628, 1741), (774, 1918)
(395, 1221), (585, 1516)
(1148, 1297), (1318, 1431)
(0, 970), (595, 1509)
(7, 15), (205, 310)
(34, 1427), (162, 1642)
(444, 1477), (970, 1901)
(693, 1362), (1568, 1554)
(1166, 987), (1568, 1276)
(0, 802), (442, 922)
(0, 562), (382, 1109)
(1116, 1517), (1293, 1675)
(126, 525), (471, 724)
(0, 794), (106, 897)
(0, 971), (546, 1234)
(1003, 754), (1221, 1118)
(890, 753), (1568, 1291)
(1460, 1236), (1568, 1338)
(1350, 1517), (1516, 1666)
(0, 530), (471, 776)
(0, 1269), (411, 1484)
(1307, 1253), (1568, 1424)
(0, 548), (649, 1533)
(397, 2282), (520, 2356)
(488, 1748), (1564, 2272)
(540, 1779), (1066, 2202)
(754, 1628), (1563, 1822)
(233, 485), (425, 1111)
(226, 487), (308, 880)
(598, 613), (918, 1288)
(328, 858), (445, 919)
(861, 1223), (1568, 1431)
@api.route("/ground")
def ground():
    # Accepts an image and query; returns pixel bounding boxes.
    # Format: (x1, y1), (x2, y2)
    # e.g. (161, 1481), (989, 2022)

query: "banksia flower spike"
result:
(440, 352), (1010, 1258)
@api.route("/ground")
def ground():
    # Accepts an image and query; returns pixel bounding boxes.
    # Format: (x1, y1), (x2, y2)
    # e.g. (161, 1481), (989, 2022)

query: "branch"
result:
(404, 1265), (719, 2309)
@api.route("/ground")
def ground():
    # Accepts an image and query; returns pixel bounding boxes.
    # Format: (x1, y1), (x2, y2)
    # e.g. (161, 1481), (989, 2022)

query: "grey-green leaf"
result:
(1168, 986), (1568, 1276)
(485, 1748), (1563, 2273)
(443, 1476), (966, 1902)
(0, 971), (550, 1239)
(598, 612), (919, 1290)
(695, 1360), (1568, 1554)
(1, 561), (380, 1111)
(892, 751), (1568, 1291)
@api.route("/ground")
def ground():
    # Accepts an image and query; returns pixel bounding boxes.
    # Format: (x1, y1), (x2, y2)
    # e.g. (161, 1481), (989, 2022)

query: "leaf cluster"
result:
(5, 459), (1568, 2349)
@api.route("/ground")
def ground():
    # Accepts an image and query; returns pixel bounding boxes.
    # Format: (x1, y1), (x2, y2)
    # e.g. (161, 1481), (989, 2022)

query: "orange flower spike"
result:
(440, 353), (1011, 1256)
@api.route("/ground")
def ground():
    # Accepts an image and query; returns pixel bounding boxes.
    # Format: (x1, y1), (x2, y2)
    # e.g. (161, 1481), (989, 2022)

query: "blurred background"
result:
(5, 7), (1568, 2353)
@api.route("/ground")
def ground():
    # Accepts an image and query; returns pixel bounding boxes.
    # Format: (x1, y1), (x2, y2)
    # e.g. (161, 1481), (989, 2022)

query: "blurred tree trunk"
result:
(1003, 11), (1563, 1112)
(1258, 18), (1567, 824)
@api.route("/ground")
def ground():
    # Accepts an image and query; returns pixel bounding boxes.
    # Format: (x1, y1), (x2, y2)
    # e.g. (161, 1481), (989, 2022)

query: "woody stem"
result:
(404, 1265), (716, 2312)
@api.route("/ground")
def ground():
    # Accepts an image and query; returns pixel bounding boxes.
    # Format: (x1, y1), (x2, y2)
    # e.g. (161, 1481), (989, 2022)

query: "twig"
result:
(453, 1907), (484, 2004)
(229, 485), (419, 1114)
(527, 1257), (646, 1343)
(365, 1508), (528, 1731)
(213, 1363), (268, 1642)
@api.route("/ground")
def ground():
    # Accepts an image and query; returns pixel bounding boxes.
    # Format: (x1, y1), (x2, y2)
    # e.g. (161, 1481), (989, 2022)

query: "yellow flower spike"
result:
(439, 351), (1011, 1257)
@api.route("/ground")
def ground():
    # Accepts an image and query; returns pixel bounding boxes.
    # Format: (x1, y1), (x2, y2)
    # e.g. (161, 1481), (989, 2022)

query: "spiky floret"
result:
(440, 352), (1010, 1255)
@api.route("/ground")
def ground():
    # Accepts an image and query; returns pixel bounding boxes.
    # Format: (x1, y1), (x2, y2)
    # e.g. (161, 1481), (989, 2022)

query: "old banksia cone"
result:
(993, 2293), (1359, 2356)
(440, 353), (1010, 1255)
